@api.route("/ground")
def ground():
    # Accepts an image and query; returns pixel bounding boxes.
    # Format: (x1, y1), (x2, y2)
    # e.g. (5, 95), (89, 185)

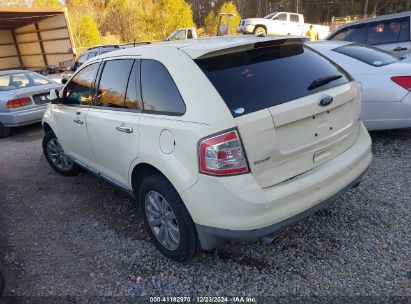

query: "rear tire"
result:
(42, 131), (81, 176)
(139, 174), (200, 262)
(0, 123), (10, 138)
(253, 26), (267, 36)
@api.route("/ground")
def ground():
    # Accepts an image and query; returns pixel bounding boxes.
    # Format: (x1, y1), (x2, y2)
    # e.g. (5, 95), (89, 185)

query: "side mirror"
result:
(50, 89), (62, 104)
(61, 77), (68, 84)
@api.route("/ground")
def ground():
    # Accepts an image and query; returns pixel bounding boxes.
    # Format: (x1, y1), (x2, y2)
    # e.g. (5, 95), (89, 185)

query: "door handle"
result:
(74, 118), (84, 125)
(393, 47), (407, 51)
(116, 125), (133, 133)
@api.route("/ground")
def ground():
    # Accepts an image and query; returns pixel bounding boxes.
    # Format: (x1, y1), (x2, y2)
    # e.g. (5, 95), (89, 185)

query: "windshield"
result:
(264, 13), (277, 19)
(0, 72), (52, 91)
(333, 43), (401, 67)
(195, 44), (350, 117)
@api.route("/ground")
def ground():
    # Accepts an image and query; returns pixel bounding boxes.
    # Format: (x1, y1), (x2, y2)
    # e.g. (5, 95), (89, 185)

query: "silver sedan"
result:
(0, 70), (63, 137)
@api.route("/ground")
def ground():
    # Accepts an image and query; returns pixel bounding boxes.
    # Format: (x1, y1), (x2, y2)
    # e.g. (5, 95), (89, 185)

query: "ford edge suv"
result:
(42, 36), (372, 261)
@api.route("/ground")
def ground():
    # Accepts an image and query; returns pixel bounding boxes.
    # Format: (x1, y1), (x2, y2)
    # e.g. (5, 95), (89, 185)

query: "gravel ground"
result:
(0, 123), (410, 298)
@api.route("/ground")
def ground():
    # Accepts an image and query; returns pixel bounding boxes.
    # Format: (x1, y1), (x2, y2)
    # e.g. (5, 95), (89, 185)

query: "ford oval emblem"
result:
(319, 95), (333, 107)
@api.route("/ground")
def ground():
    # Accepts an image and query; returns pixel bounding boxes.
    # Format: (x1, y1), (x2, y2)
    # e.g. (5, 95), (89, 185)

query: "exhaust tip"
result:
(261, 233), (278, 245)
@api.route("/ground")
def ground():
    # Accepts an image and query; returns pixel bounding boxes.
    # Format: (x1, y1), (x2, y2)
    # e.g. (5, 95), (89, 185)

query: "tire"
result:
(253, 26), (267, 36)
(0, 123), (10, 138)
(139, 174), (200, 262)
(42, 131), (81, 176)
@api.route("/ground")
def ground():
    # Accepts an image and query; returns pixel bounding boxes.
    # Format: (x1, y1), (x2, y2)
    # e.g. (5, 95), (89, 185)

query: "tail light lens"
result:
(6, 97), (32, 108)
(391, 76), (411, 91)
(199, 130), (249, 176)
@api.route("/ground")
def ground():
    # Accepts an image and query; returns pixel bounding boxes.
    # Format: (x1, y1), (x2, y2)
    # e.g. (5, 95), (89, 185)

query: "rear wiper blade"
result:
(308, 75), (342, 91)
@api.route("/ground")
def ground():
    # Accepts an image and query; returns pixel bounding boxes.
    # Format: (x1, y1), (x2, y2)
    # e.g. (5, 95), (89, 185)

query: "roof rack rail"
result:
(87, 45), (120, 51)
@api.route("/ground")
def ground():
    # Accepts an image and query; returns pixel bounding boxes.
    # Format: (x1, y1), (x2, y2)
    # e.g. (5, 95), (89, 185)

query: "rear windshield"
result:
(333, 43), (401, 67)
(0, 72), (52, 91)
(195, 44), (350, 117)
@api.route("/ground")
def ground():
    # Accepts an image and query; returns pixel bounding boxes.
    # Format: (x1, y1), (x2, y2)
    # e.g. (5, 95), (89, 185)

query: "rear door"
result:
(365, 17), (411, 56)
(269, 13), (289, 35)
(54, 62), (100, 167)
(86, 58), (141, 188)
(196, 41), (361, 188)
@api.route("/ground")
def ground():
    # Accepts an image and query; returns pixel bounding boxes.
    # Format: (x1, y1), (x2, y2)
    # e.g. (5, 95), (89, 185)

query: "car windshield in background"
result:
(333, 43), (401, 67)
(0, 72), (52, 91)
(264, 13), (277, 19)
(195, 44), (350, 117)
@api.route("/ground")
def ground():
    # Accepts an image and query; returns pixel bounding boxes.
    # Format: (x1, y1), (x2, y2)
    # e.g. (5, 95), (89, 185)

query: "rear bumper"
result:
(181, 123), (372, 250)
(363, 93), (411, 131)
(0, 106), (46, 127)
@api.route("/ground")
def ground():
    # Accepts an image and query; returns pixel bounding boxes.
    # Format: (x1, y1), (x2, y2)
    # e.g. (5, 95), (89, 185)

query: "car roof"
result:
(331, 11), (411, 31)
(96, 35), (306, 60)
(0, 69), (33, 76)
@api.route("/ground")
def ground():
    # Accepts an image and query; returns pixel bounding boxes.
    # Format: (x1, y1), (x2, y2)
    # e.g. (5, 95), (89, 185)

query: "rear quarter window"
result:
(195, 44), (351, 117)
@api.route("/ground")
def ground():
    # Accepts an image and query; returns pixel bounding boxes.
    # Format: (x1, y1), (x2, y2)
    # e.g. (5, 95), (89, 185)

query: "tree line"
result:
(1, 0), (410, 48)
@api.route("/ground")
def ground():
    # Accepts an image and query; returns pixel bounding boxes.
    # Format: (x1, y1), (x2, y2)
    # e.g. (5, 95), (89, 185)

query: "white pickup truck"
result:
(237, 12), (330, 39)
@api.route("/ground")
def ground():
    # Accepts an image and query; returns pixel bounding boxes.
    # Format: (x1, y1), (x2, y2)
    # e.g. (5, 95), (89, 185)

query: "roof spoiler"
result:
(196, 37), (307, 60)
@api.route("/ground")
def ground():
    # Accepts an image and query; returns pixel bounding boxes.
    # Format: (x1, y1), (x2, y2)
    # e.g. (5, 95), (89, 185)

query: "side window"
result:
(87, 51), (98, 59)
(399, 20), (410, 42)
(141, 59), (186, 115)
(274, 13), (287, 21)
(96, 59), (134, 108)
(366, 18), (409, 45)
(290, 14), (299, 23)
(74, 53), (88, 70)
(331, 25), (366, 43)
(125, 60), (143, 110)
(187, 29), (193, 39)
(65, 63), (99, 105)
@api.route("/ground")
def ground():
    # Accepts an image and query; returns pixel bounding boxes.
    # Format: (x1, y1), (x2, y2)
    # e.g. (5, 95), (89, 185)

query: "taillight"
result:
(391, 76), (411, 91)
(199, 130), (249, 176)
(6, 97), (32, 108)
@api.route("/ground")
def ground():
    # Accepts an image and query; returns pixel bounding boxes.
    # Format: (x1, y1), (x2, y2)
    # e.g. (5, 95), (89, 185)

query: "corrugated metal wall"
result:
(0, 10), (74, 71)
(0, 30), (19, 70)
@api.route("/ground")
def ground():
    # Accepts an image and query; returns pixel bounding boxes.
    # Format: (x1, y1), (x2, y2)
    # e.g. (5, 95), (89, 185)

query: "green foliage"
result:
(71, 14), (101, 47)
(204, 1), (241, 35)
(32, 0), (62, 7)
(204, 10), (218, 35)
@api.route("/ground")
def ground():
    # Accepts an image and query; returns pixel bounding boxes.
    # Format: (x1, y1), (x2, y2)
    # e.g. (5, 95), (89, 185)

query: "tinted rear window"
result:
(195, 44), (350, 116)
(333, 43), (401, 67)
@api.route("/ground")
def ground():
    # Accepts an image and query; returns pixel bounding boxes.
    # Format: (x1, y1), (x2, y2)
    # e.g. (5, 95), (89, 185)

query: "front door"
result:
(54, 62), (100, 168)
(86, 59), (141, 188)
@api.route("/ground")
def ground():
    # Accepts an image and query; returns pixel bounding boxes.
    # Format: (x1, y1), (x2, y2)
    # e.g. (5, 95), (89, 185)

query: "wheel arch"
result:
(253, 24), (267, 33)
(131, 163), (169, 199)
(43, 122), (53, 134)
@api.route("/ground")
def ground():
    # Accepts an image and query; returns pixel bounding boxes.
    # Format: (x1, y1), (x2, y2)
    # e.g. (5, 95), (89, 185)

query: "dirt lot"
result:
(0, 123), (410, 298)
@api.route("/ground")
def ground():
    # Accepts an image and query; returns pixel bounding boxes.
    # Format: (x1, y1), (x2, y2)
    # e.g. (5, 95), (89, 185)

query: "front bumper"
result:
(236, 25), (255, 34)
(0, 106), (46, 127)
(181, 123), (372, 250)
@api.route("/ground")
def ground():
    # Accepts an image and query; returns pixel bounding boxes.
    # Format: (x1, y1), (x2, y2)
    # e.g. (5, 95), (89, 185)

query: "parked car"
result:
(237, 12), (330, 38)
(166, 28), (198, 41)
(309, 41), (411, 131)
(0, 70), (62, 138)
(70, 45), (121, 72)
(42, 36), (372, 261)
(326, 11), (411, 56)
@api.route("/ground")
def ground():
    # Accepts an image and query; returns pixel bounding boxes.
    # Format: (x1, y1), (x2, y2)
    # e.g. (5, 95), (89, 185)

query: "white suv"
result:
(42, 36), (372, 261)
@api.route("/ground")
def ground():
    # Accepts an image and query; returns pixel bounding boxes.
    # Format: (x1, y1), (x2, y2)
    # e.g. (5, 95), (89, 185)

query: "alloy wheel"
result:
(145, 191), (180, 250)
